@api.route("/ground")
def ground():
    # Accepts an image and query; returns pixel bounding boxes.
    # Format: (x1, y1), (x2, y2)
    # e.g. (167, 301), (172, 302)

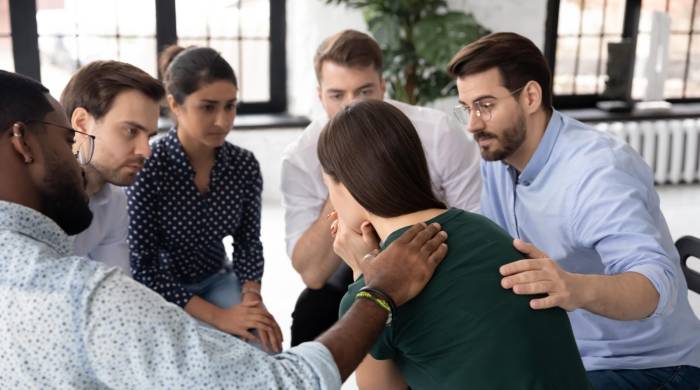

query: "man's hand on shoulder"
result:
(361, 222), (448, 306)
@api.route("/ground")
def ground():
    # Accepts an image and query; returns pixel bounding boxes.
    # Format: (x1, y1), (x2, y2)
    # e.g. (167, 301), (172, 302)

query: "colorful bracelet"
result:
(356, 289), (394, 326)
(359, 286), (397, 314)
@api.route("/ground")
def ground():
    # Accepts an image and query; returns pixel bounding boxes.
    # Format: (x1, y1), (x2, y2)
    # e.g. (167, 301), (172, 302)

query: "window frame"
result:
(545, 0), (700, 109)
(8, 0), (287, 114)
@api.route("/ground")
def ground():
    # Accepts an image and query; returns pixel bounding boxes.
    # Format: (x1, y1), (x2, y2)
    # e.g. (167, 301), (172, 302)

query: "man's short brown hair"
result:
(61, 60), (165, 121)
(447, 32), (553, 113)
(313, 30), (383, 82)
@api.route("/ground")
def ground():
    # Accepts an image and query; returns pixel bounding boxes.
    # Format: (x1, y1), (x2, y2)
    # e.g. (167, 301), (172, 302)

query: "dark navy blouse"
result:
(126, 129), (264, 307)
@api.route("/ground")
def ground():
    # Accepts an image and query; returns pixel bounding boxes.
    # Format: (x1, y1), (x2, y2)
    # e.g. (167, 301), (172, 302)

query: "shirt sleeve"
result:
(280, 140), (327, 258)
(232, 152), (264, 283)
(431, 115), (481, 213)
(570, 158), (680, 318)
(84, 271), (342, 389)
(87, 188), (131, 276)
(126, 160), (194, 308)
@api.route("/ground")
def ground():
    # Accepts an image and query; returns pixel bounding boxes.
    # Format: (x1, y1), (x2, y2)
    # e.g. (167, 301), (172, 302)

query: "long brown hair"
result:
(317, 100), (446, 218)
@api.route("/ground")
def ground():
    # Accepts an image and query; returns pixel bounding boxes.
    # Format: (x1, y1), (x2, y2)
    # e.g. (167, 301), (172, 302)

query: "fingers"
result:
(395, 222), (427, 244)
(258, 326), (274, 353)
(234, 328), (257, 342)
(261, 324), (282, 353)
(420, 230), (448, 257)
(513, 239), (547, 259)
(511, 281), (555, 295)
(529, 295), (559, 310)
(501, 270), (549, 289)
(427, 243), (448, 266)
(499, 258), (546, 276)
(409, 222), (442, 248)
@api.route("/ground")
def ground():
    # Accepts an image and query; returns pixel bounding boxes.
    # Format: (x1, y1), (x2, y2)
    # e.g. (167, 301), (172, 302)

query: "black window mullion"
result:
(544, 0), (561, 75)
(267, 0), (286, 113)
(155, 0), (177, 79)
(8, 0), (40, 81)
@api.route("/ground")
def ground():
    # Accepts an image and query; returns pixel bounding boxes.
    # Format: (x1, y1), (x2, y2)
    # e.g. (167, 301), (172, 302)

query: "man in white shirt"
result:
(61, 61), (164, 275)
(281, 29), (482, 345)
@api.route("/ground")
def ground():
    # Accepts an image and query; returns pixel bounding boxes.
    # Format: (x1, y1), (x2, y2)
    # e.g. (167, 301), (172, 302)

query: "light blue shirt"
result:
(72, 183), (131, 275)
(481, 110), (700, 371)
(0, 201), (341, 389)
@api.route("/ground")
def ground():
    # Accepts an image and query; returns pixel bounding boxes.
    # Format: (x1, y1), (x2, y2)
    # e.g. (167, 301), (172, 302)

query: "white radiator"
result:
(593, 119), (700, 185)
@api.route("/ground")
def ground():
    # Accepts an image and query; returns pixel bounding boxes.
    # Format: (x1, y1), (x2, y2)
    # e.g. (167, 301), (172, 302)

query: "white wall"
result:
(285, 0), (547, 118)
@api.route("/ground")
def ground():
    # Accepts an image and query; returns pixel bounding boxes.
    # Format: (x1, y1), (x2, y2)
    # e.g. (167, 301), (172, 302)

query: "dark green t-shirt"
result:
(339, 208), (590, 389)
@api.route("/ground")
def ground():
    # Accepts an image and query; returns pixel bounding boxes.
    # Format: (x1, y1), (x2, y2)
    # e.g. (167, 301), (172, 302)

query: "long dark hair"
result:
(159, 45), (238, 104)
(317, 99), (446, 218)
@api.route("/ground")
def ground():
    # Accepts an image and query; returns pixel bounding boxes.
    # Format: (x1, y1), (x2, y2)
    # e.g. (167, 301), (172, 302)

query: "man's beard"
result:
(40, 160), (93, 236)
(474, 112), (527, 162)
(91, 157), (145, 187)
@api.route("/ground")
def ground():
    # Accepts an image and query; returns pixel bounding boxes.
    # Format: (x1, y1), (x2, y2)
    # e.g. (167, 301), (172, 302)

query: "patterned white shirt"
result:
(0, 201), (341, 389)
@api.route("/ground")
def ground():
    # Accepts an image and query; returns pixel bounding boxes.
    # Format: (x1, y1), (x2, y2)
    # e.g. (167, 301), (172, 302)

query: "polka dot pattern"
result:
(0, 200), (341, 388)
(126, 129), (264, 307)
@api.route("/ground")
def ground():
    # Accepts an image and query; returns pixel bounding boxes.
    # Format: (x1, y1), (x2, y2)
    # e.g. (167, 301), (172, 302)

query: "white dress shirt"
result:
(72, 183), (131, 275)
(281, 98), (482, 257)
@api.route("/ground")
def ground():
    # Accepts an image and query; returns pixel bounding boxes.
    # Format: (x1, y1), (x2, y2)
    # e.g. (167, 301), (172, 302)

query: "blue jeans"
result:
(184, 272), (267, 352)
(587, 365), (700, 389)
(184, 271), (242, 310)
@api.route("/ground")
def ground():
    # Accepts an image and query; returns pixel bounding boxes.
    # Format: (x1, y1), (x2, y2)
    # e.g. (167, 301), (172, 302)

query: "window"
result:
(546, 0), (700, 108)
(4, 0), (286, 114)
(175, 0), (270, 103)
(36, 0), (157, 98)
(0, 0), (13, 71)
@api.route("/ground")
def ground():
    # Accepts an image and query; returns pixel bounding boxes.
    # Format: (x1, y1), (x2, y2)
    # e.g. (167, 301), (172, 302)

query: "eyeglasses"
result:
(27, 120), (96, 165)
(453, 86), (525, 124)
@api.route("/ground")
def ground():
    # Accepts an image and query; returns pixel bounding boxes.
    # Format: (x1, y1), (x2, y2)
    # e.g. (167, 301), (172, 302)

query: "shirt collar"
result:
(90, 183), (112, 206)
(164, 127), (230, 172)
(513, 110), (563, 186)
(0, 200), (72, 256)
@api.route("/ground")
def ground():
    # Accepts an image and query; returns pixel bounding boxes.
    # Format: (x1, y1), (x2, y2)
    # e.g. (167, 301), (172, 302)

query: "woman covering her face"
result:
(320, 100), (590, 389)
(126, 46), (282, 353)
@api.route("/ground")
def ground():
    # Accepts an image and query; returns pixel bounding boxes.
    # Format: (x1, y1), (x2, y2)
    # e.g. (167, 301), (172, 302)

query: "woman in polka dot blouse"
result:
(126, 45), (282, 353)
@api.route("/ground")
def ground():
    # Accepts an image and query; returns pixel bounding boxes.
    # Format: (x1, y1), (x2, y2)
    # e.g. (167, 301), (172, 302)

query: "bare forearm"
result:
(578, 271), (660, 320)
(184, 295), (222, 326)
(317, 299), (387, 381)
(292, 203), (342, 288)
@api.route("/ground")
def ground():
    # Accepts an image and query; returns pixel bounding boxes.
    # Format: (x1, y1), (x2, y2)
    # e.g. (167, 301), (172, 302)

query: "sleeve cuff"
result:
(627, 263), (677, 318)
(288, 342), (342, 390)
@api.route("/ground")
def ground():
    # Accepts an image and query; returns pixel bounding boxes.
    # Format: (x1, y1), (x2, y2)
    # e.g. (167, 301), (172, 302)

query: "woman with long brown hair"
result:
(321, 99), (590, 389)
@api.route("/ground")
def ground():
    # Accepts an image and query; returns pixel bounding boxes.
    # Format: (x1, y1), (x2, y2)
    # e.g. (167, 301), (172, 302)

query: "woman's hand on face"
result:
(330, 212), (380, 274)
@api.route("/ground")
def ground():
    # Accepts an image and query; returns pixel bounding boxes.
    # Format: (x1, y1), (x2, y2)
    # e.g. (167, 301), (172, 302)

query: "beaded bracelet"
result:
(356, 288), (395, 326)
(359, 286), (397, 314)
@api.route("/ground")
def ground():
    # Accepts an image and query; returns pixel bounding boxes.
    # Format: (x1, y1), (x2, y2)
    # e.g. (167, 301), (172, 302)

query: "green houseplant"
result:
(325, 0), (490, 105)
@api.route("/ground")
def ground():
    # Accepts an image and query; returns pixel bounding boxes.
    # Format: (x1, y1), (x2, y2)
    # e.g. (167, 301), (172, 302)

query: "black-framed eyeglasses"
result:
(453, 85), (526, 125)
(27, 120), (95, 165)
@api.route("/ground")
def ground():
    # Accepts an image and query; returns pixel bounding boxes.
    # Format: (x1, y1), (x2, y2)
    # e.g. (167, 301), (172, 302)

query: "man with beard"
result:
(61, 61), (164, 275)
(0, 70), (448, 388)
(447, 33), (700, 388)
